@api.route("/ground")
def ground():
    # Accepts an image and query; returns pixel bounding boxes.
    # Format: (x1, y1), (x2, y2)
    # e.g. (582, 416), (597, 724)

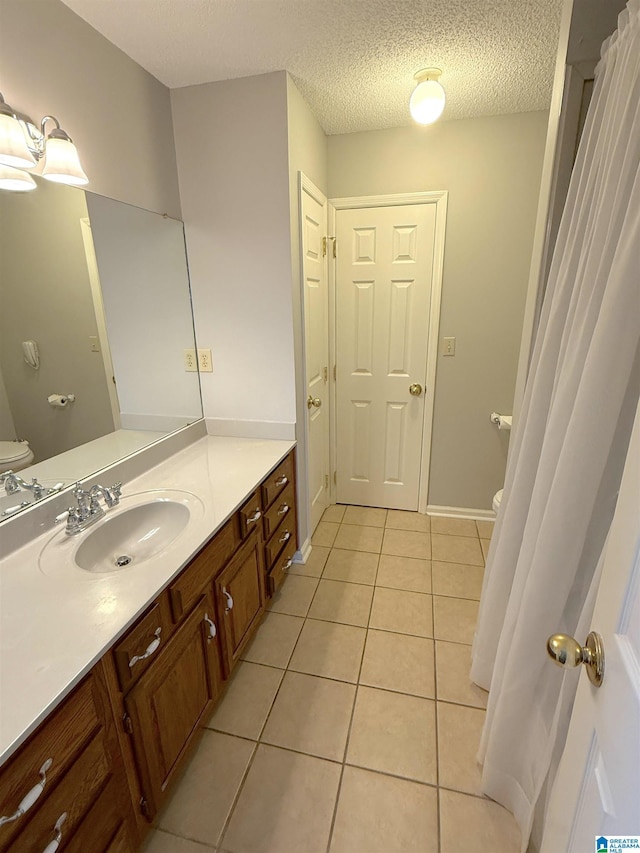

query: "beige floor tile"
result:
(343, 505), (387, 527)
(435, 641), (488, 709)
(323, 548), (379, 585)
(261, 671), (356, 761)
(205, 662), (283, 740)
(369, 587), (433, 638)
(385, 509), (431, 533)
(143, 831), (215, 853)
(433, 596), (479, 645)
(346, 686), (437, 784)
(438, 702), (485, 795)
(312, 521), (340, 547)
(360, 629), (435, 698)
(308, 579), (374, 627)
(431, 533), (484, 566)
(289, 618), (366, 682)
(158, 731), (254, 846)
(267, 574), (319, 617)
(440, 789), (521, 853)
(288, 545), (329, 578)
(329, 766), (438, 853)
(481, 538), (491, 563)
(240, 612), (304, 669)
(334, 523), (383, 553)
(376, 554), (431, 593)
(432, 561), (484, 600)
(430, 516), (478, 537)
(322, 504), (347, 523)
(222, 744), (341, 853)
(476, 519), (495, 539)
(382, 528), (431, 559)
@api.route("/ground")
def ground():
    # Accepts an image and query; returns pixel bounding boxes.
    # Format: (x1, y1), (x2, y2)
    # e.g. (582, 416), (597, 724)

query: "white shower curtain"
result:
(471, 1), (640, 847)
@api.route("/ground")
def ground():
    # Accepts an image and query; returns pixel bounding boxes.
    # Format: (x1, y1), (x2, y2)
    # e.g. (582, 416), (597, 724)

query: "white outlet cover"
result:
(198, 348), (213, 372)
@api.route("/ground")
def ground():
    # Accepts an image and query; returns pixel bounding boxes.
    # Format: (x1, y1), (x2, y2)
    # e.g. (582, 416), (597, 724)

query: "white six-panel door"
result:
(335, 203), (437, 510)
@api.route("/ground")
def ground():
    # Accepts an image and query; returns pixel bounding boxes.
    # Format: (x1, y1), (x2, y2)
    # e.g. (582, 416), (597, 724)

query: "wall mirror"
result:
(0, 177), (203, 521)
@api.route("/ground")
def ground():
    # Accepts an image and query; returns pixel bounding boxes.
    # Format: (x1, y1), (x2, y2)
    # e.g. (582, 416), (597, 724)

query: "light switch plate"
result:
(442, 336), (456, 356)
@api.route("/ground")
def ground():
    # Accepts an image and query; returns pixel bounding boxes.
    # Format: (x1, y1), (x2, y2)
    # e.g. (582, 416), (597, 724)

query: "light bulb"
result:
(409, 69), (446, 126)
(0, 112), (37, 169)
(0, 163), (36, 192)
(42, 134), (88, 186)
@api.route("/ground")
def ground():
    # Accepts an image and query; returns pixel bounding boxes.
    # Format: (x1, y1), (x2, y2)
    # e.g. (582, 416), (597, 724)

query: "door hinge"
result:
(332, 238), (336, 258)
(333, 471), (337, 485)
(333, 364), (337, 381)
(140, 797), (150, 819)
(122, 713), (133, 735)
(322, 236), (327, 257)
(324, 474), (329, 489)
(323, 366), (328, 383)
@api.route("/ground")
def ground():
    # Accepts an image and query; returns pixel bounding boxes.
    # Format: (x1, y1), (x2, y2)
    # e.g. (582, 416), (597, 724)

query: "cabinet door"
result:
(125, 594), (223, 819)
(215, 531), (266, 675)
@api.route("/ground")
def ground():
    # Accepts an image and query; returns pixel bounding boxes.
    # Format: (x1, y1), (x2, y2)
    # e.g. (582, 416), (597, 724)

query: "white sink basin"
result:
(39, 490), (204, 576)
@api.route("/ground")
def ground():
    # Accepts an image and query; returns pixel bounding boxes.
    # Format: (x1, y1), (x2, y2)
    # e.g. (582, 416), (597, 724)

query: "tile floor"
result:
(143, 507), (521, 853)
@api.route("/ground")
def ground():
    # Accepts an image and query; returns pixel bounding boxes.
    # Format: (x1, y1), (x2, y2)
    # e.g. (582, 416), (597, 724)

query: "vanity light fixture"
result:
(0, 92), (88, 189)
(409, 68), (446, 125)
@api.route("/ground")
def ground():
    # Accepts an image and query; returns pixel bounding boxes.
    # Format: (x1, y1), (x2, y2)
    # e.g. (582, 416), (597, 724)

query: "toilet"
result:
(492, 488), (503, 514)
(0, 440), (35, 474)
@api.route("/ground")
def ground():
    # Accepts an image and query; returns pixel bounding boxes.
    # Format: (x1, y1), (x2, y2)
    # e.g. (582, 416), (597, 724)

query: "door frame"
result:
(328, 191), (447, 513)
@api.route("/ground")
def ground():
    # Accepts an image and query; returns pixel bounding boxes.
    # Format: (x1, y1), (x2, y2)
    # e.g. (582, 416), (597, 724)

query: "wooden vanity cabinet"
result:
(261, 451), (298, 594)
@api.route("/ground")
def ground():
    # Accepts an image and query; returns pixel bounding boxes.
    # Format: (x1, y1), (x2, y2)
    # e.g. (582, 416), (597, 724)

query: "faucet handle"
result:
(111, 482), (122, 503)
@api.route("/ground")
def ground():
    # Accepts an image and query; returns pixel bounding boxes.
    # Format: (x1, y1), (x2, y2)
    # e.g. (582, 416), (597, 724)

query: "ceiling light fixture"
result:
(409, 68), (446, 126)
(0, 92), (88, 190)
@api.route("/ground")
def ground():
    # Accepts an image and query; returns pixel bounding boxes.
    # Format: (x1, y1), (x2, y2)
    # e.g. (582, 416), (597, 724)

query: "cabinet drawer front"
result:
(8, 731), (112, 853)
(268, 539), (297, 596)
(169, 516), (240, 621)
(238, 489), (263, 540)
(0, 676), (101, 851)
(263, 483), (294, 540)
(113, 598), (172, 693)
(261, 453), (294, 509)
(265, 509), (297, 570)
(65, 774), (134, 853)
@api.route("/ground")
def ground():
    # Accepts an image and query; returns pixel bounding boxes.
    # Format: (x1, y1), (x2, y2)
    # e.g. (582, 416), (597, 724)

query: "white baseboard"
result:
(205, 418), (296, 441)
(427, 504), (496, 521)
(293, 538), (312, 564)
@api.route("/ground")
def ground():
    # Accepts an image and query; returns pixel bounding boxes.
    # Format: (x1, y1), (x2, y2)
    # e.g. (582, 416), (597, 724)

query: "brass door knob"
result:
(409, 383), (423, 396)
(307, 395), (322, 409)
(547, 631), (604, 687)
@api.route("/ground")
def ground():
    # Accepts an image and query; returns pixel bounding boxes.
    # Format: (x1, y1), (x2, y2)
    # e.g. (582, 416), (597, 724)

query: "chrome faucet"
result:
(0, 471), (56, 501)
(55, 481), (123, 535)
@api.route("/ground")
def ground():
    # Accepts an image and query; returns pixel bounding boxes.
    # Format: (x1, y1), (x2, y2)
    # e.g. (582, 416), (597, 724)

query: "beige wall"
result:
(286, 75), (329, 548)
(0, 0), (181, 217)
(328, 111), (548, 509)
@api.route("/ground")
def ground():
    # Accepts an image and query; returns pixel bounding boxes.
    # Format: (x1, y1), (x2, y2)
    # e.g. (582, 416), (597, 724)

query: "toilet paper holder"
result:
(490, 412), (512, 431)
(48, 394), (76, 408)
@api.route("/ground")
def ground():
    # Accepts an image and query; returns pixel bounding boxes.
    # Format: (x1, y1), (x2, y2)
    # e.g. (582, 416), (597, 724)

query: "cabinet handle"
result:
(204, 613), (217, 640)
(282, 558), (293, 572)
(0, 758), (53, 826)
(275, 474), (288, 487)
(128, 627), (161, 669)
(277, 503), (289, 516)
(246, 508), (261, 524)
(278, 530), (291, 545)
(222, 587), (234, 613)
(41, 812), (67, 853)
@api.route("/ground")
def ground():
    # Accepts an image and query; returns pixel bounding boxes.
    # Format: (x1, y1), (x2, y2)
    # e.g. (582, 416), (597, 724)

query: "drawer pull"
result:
(282, 558), (293, 572)
(42, 812), (67, 853)
(275, 474), (288, 487)
(222, 587), (234, 613)
(277, 503), (289, 516)
(0, 758), (53, 826)
(278, 530), (291, 545)
(204, 613), (217, 639)
(246, 508), (261, 524)
(128, 627), (162, 669)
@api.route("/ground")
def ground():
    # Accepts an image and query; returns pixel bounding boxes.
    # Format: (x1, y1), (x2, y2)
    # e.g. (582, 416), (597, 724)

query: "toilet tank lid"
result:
(0, 440), (31, 463)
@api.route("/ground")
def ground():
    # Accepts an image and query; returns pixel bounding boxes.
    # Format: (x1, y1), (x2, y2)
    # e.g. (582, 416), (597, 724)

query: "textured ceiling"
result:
(60, 0), (563, 135)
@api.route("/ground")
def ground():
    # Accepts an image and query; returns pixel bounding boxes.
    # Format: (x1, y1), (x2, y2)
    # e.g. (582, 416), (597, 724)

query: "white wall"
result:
(328, 111), (548, 510)
(0, 0), (181, 218)
(0, 367), (17, 441)
(171, 72), (296, 435)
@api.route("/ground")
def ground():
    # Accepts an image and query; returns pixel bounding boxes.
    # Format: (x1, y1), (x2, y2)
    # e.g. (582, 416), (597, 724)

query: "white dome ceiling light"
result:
(409, 68), (446, 125)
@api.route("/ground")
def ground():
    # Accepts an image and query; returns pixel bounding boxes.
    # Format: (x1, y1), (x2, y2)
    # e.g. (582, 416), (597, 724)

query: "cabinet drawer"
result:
(263, 483), (294, 540)
(0, 675), (101, 852)
(9, 731), (112, 853)
(65, 774), (135, 853)
(268, 538), (297, 596)
(113, 597), (172, 693)
(238, 489), (263, 540)
(261, 453), (294, 509)
(169, 516), (240, 621)
(265, 509), (297, 570)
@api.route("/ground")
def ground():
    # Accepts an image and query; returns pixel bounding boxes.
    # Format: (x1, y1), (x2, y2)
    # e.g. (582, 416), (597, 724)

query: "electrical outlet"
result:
(89, 335), (100, 353)
(184, 348), (197, 371)
(198, 348), (213, 372)
(442, 336), (456, 356)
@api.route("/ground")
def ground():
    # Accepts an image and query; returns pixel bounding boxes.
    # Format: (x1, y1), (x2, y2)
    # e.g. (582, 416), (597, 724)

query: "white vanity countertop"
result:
(0, 435), (295, 767)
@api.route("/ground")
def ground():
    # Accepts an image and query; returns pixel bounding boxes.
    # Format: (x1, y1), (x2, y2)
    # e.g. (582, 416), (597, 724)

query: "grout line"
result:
(433, 590), (442, 853)
(214, 737), (259, 850)
(150, 827), (217, 850)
